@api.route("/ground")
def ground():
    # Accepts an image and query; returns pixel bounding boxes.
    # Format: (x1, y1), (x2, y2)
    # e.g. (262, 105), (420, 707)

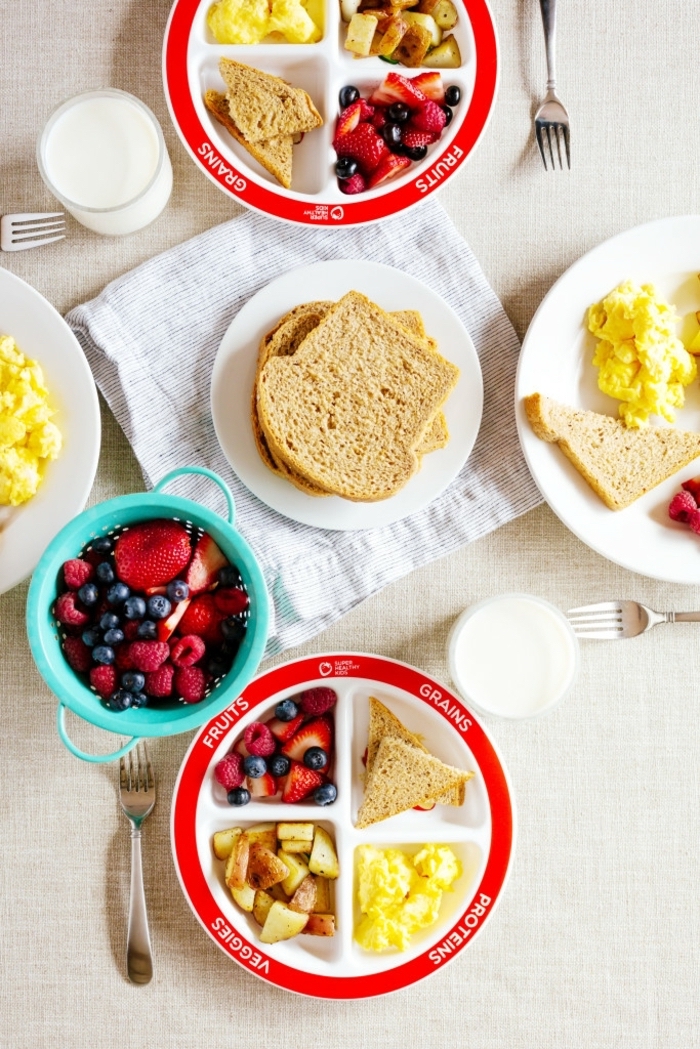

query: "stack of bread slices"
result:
(204, 58), (323, 189)
(252, 291), (460, 501)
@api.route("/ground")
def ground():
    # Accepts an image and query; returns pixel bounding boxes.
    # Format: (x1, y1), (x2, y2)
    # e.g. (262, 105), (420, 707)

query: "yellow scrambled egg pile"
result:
(207, 0), (322, 44)
(588, 280), (697, 428)
(0, 335), (62, 506)
(355, 843), (461, 952)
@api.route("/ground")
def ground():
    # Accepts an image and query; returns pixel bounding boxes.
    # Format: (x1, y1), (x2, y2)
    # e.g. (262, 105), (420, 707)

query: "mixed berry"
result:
(333, 72), (461, 194)
(54, 519), (249, 712)
(669, 477), (700, 533)
(214, 687), (338, 807)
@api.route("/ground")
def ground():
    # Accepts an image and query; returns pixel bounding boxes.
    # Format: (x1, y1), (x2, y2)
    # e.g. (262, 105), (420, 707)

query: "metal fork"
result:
(119, 742), (155, 985)
(567, 600), (700, 639)
(534, 0), (570, 169)
(0, 212), (65, 251)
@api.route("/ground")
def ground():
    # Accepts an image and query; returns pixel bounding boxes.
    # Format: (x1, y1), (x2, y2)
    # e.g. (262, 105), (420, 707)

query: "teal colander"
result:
(26, 466), (269, 763)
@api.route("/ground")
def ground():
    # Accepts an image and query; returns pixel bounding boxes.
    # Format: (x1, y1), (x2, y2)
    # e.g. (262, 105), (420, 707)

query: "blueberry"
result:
(107, 582), (130, 606)
(123, 595), (147, 620)
(136, 619), (157, 640)
(103, 628), (125, 646)
(222, 639), (242, 660)
(107, 689), (133, 712)
(387, 102), (410, 123)
(227, 787), (251, 806)
(339, 85), (360, 109)
(95, 562), (115, 584)
(303, 746), (328, 771)
(381, 123), (403, 148)
(166, 579), (189, 603)
(335, 156), (358, 180)
(92, 537), (113, 553)
(100, 612), (120, 631)
(147, 594), (172, 620)
(77, 583), (99, 606)
(313, 783), (337, 806)
(275, 698), (299, 722)
(207, 654), (231, 679)
(121, 670), (146, 693)
(243, 755), (267, 779)
(221, 617), (246, 643)
(445, 85), (461, 107)
(441, 104), (453, 127)
(402, 144), (428, 162)
(93, 645), (115, 665)
(81, 627), (102, 648)
(269, 754), (290, 777)
(218, 565), (241, 587)
(130, 692), (149, 708)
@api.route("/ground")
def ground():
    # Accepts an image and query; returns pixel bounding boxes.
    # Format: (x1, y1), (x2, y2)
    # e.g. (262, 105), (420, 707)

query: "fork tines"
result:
(0, 212), (66, 252)
(566, 602), (624, 637)
(535, 122), (571, 171)
(120, 742), (154, 793)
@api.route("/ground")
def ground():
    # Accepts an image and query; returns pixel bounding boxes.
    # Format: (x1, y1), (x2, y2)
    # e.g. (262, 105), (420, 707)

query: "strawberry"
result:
(233, 736), (251, 758)
(682, 476), (700, 500)
(409, 100), (447, 134)
(266, 713), (305, 743)
(281, 760), (325, 803)
(334, 100), (363, 141)
(246, 771), (277, 798)
(62, 559), (94, 590)
(157, 597), (191, 642)
(177, 594), (224, 645)
(369, 72), (428, 109)
(213, 587), (249, 616)
(401, 128), (439, 149)
(371, 109), (387, 130)
(367, 153), (411, 188)
(281, 716), (333, 762)
(335, 123), (389, 174)
(114, 520), (191, 590)
(411, 71), (445, 103)
(184, 534), (228, 595)
(339, 173), (366, 195)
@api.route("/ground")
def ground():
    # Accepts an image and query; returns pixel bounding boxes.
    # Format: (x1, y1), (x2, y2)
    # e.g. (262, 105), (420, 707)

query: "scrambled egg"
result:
(588, 280), (697, 428)
(207, 0), (322, 44)
(355, 844), (461, 952)
(0, 335), (62, 506)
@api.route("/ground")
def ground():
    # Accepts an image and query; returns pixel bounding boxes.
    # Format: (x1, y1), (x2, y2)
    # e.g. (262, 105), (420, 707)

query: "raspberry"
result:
(409, 100), (447, 134)
(90, 664), (118, 697)
(214, 752), (244, 790)
(299, 686), (338, 716)
(55, 591), (90, 627)
(244, 722), (277, 757)
(62, 559), (94, 590)
(144, 662), (174, 697)
(114, 644), (136, 671)
(174, 665), (208, 704)
(669, 490), (697, 522)
(688, 509), (700, 535)
(213, 587), (249, 616)
(339, 173), (366, 195)
(62, 636), (92, 673)
(129, 640), (170, 672)
(170, 634), (206, 668)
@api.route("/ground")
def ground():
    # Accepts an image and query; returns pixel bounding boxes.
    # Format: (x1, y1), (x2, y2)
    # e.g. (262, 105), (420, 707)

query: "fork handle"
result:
(127, 827), (153, 985)
(539, 0), (557, 90)
(669, 612), (700, 623)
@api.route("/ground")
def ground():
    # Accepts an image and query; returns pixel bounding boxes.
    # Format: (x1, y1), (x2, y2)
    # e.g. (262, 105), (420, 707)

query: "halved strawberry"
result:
(246, 771), (278, 798)
(113, 520), (191, 590)
(177, 593), (224, 645)
(213, 587), (249, 616)
(682, 476), (700, 500)
(367, 153), (411, 189)
(157, 597), (191, 642)
(334, 100), (363, 142)
(401, 128), (439, 149)
(411, 71), (445, 103)
(281, 761), (325, 803)
(266, 713), (305, 743)
(184, 534), (229, 595)
(281, 716), (333, 762)
(144, 585), (167, 597)
(368, 72), (428, 109)
(234, 737), (251, 758)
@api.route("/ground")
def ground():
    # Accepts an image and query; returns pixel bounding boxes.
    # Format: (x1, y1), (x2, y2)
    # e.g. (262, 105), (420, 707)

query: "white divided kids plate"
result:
(0, 270), (100, 595)
(171, 652), (515, 999)
(162, 0), (497, 226)
(515, 215), (700, 583)
(209, 259), (483, 530)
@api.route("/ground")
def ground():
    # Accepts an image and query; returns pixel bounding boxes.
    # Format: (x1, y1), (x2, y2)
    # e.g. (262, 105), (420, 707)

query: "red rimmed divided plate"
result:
(171, 652), (515, 998)
(162, 0), (497, 226)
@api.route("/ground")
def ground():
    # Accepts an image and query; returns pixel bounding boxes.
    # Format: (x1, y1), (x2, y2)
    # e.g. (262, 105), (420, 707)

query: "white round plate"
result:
(516, 215), (700, 584)
(0, 270), (100, 595)
(210, 260), (483, 530)
(171, 652), (515, 999)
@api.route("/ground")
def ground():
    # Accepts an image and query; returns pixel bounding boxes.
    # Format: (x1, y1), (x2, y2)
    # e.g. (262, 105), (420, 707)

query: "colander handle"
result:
(154, 466), (235, 525)
(57, 704), (142, 763)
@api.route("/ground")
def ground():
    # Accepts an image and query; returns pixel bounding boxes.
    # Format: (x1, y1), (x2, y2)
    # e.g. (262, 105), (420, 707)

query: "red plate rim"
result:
(162, 0), (498, 226)
(171, 652), (515, 999)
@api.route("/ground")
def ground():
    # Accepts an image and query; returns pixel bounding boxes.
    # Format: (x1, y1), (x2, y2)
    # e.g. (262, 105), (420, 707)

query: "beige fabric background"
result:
(2, 1), (700, 1046)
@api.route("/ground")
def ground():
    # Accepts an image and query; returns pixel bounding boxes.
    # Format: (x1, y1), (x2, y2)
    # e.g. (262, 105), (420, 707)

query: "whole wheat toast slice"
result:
(524, 393), (700, 510)
(356, 738), (473, 828)
(204, 90), (293, 189)
(366, 697), (465, 806)
(219, 58), (322, 143)
(257, 291), (460, 501)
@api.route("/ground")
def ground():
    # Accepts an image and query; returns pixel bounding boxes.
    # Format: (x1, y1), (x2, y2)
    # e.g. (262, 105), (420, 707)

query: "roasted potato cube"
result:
(289, 875), (318, 914)
(252, 890), (276, 926)
(345, 12), (378, 54)
(341, 0), (362, 20)
(308, 827), (340, 880)
(277, 822), (315, 842)
(224, 832), (249, 891)
(212, 826), (242, 861)
(394, 21), (433, 65)
(402, 11), (441, 46)
(424, 32), (461, 66)
(417, 0), (457, 26)
(303, 913), (336, 936)
(230, 882), (256, 912)
(374, 14), (408, 54)
(389, 0), (420, 8)
(279, 839), (312, 854)
(246, 822), (278, 851)
(279, 850), (311, 896)
(313, 876), (331, 913)
(270, 882), (291, 903)
(247, 843), (290, 891)
(259, 901), (310, 944)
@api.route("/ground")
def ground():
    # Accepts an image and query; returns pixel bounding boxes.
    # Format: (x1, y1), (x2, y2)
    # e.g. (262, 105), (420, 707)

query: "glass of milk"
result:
(448, 594), (579, 719)
(37, 89), (173, 236)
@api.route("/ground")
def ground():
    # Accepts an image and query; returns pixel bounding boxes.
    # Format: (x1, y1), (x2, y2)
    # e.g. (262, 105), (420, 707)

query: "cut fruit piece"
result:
(224, 832), (250, 890)
(288, 874), (317, 913)
(308, 826), (339, 879)
(281, 716), (333, 762)
(411, 70), (445, 102)
(156, 597), (191, 642)
(303, 913), (335, 936)
(184, 534), (229, 595)
(259, 901), (310, 943)
(266, 713), (305, 742)
(277, 821), (314, 841)
(230, 882), (255, 912)
(369, 71), (428, 107)
(367, 153), (412, 188)
(246, 843), (290, 890)
(279, 850), (311, 896)
(212, 826), (242, 861)
(252, 890), (276, 926)
(246, 771), (278, 799)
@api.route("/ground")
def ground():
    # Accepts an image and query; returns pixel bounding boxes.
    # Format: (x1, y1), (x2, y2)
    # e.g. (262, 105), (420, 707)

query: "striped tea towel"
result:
(67, 199), (542, 656)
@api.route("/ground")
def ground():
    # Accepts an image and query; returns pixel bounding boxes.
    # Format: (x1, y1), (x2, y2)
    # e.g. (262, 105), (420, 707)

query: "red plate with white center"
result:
(162, 0), (497, 226)
(171, 652), (515, 998)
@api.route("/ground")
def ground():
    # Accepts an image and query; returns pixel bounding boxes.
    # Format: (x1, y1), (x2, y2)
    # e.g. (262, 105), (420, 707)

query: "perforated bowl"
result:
(26, 466), (269, 763)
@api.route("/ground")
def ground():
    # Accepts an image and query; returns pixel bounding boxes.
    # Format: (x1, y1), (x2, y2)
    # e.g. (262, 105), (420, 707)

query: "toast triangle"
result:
(204, 90), (293, 189)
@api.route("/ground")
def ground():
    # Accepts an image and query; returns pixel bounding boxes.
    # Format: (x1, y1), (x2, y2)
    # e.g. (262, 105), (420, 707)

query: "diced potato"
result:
(212, 827), (241, 861)
(308, 827), (340, 880)
(277, 822), (315, 842)
(423, 32), (461, 67)
(259, 901), (310, 944)
(402, 11), (441, 47)
(289, 875), (317, 914)
(394, 21), (433, 65)
(224, 832), (249, 891)
(345, 12), (378, 55)
(279, 839), (312, 854)
(341, 0), (362, 21)
(388, 0), (420, 8)
(313, 876), (331, 913)
(417, 0), (457, 27)
(247, 844), (290, 891)
(252, 890), (276, 926)
(246, 822), (278, 851)
(270, 882), (291, 903)
(374, 14), (408, 54)
(303, 913), (336, 936)
(279, 850), (311, 896)
(230, 882), (256, 912)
